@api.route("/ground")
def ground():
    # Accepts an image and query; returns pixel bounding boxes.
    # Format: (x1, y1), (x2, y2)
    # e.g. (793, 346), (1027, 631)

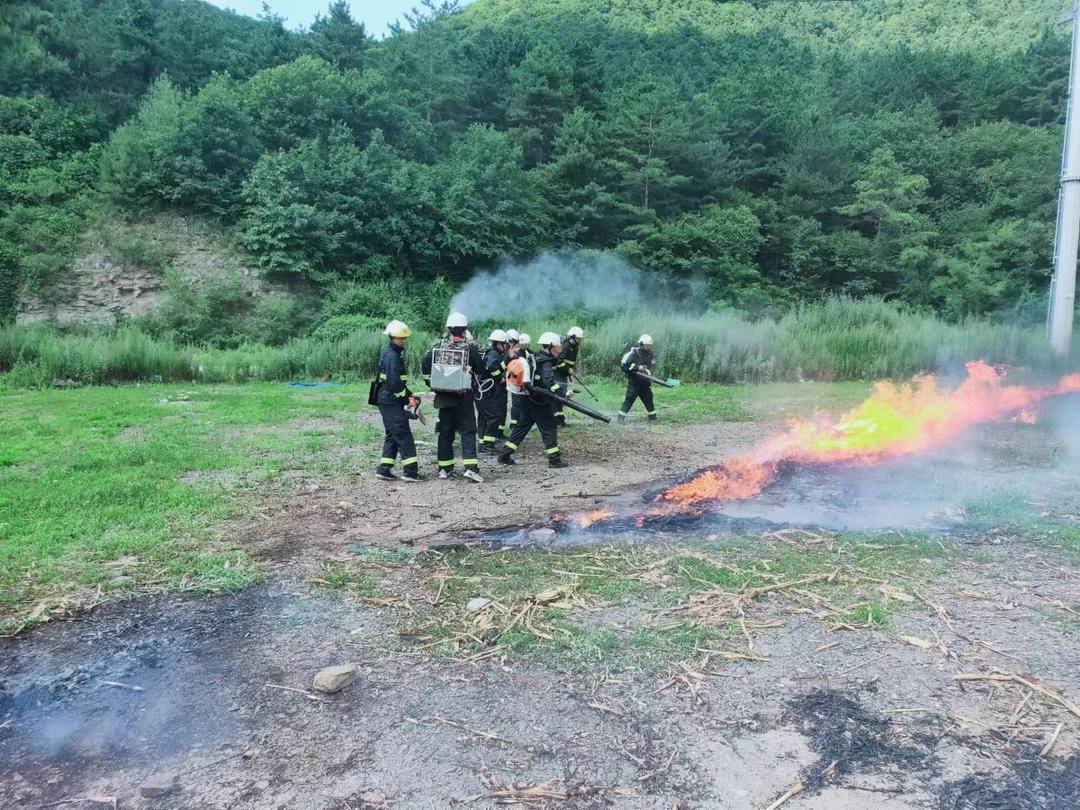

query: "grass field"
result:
(0, 379), (877, 632)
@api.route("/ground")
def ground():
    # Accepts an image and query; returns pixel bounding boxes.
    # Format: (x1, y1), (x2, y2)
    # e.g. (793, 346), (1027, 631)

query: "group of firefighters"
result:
(373, 312), (662, 483)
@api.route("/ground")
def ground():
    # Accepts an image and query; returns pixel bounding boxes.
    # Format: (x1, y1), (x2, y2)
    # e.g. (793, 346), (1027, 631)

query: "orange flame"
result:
(656, 362), (1080, 511)
(577, 509), (613, 528)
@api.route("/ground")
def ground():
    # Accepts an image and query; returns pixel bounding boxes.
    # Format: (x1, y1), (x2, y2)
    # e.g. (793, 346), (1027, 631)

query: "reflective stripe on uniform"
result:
(504, 441), (518, 451)
(395, 389), (408, 397)
(490, 369), (502, 377)
(401, 456), (418, 465)
(545, 446), (560, 455)
(462, 458), (478, 467)
(379, 457), (395, 465)
(482, 435), (496, 443)
(438, 460), (454, 468)
(379, 373), (387, 381)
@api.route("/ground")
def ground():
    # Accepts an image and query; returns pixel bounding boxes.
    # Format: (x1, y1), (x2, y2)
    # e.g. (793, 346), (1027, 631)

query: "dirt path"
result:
(243, 418), (770, 570)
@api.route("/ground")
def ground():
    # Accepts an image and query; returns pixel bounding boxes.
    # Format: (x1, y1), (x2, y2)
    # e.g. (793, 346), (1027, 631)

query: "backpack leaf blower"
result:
(526, 384), (611, 423)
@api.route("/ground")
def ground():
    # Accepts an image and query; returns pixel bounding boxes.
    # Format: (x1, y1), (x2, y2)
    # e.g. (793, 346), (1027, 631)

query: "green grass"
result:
(0, 382), (378, 630)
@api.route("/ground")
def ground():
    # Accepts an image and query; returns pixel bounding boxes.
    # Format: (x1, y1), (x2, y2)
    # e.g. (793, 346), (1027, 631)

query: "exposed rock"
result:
(139, 772), (177, 798)
(16, 217), (307, 328)
(465, 597), (492, 612)
(312, 664), (358, 694)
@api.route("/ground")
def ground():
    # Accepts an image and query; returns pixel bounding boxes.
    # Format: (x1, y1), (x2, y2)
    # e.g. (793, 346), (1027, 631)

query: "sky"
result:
(206, 0), (473, 38)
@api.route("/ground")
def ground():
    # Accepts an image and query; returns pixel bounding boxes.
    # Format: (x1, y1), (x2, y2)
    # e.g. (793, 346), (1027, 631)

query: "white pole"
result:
(1049, 0), (1080, 357)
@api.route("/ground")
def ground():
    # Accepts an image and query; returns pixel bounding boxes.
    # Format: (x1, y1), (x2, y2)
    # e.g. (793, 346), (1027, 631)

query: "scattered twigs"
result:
(954, 671), (1080, 720)
(43, 797), (116, 809)
(451, 774), (635, 805)
(763, 759), (838, 810)
(406, 714), (515, 746)
(101, 680), (144, 692)
(1040, 722), (1065, 757)
(263, 683), (331, 703)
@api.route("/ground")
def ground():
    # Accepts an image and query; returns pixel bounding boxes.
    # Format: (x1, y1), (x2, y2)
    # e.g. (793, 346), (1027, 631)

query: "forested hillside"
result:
(0, 0), (1072, 340)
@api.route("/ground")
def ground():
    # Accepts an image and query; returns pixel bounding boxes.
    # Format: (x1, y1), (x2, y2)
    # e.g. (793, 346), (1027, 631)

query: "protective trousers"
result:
(509, 391), (522, 430)
(435, 397), (479, 471)
(620, 380), (655, 417)
(478, 386), (507, 446)
(553, 372), (571, 423)
(378, 403), (417, 471)
(506, 396), (560, 458)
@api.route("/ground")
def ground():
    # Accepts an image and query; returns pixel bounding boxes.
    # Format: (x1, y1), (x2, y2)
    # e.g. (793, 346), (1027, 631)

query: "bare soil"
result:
(3, 418), (1080, 809)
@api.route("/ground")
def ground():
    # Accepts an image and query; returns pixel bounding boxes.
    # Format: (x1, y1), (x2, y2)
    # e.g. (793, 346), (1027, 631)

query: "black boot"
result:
(548, 454), (568, 469)
(554, 414), (567, 428)
(375, 465), (397, 481)
(402, 463), (423, 482)
(647, 412), (658, 422)
(498, 450), (516, 465)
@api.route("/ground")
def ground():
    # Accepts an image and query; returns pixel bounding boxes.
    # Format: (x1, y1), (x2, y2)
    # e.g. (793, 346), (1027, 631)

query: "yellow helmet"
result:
(384, 319), (412, 338)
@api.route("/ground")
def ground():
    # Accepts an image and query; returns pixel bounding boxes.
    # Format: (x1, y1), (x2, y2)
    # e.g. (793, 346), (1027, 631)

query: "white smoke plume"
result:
(449, 250), (705, 321)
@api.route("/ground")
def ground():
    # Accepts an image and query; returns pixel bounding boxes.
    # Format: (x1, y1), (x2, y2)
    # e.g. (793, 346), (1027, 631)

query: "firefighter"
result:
(508, 332), (530, 433)
(421, 312), (485, 483)
(553, 326), (584, 427)
(499, 332), (567, 468)
(478, 329), (510, 454)
(375, 320), (421, 482)
(617, 334), (658, 422)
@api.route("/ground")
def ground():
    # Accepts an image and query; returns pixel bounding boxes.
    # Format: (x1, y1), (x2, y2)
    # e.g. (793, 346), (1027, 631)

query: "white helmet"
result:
(505, 329), (520, 342)
(567, 326), (584, 339)
(518, 332), (532, 347)
(538, 331), (561, 347)
(384, 319), (412, 338)
(488, 329), (509, 343)
(446, 312), (469, 328)
(639, 334), (654, 346)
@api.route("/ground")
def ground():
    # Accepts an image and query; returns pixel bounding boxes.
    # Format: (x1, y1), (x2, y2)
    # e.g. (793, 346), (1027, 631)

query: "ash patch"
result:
(938, 751), (1080, 810)
(788, 688), (937, 784)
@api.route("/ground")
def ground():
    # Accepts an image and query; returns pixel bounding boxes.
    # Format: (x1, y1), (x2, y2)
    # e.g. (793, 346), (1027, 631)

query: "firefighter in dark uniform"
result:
(375, 320), (421, 482)
(422, 312), (485, 483)
(478, 329), (510, 454)
(507, 332), (530, 434)
(617, 334), (657, 422)
(553, 326), (584, 427)
(499, 332), (567, 468)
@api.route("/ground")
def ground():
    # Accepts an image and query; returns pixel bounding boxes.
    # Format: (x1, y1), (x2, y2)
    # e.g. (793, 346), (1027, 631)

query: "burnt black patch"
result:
(938, 752), (1080, 810)
(789, 689), (935, 777)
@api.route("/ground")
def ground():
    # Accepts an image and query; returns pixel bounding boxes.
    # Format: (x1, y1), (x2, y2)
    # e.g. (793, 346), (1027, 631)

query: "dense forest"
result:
(0, 0), (1072, 341)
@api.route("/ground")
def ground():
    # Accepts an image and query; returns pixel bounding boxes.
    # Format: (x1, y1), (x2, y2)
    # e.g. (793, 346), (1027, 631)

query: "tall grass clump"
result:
(0, 298), (1071, 388)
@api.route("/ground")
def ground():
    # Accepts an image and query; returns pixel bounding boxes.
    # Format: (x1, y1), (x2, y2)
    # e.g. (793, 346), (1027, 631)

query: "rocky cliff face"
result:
(16, 219), (281, 327)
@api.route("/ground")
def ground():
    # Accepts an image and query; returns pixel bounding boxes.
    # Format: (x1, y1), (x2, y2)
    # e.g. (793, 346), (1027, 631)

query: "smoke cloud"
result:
(449, 250), (705, 321)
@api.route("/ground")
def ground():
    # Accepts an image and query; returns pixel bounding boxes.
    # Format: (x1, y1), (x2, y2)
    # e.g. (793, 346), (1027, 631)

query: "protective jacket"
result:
(554, 339), (579, 379)
(620, 346), (653, 381)
(483, 345), (507, 384)
(377, 343), (412, 406)
(529, 350), (562, 404)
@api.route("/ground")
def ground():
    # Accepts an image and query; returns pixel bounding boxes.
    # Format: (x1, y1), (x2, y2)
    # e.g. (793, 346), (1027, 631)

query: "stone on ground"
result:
(312, 663), (358, 694)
